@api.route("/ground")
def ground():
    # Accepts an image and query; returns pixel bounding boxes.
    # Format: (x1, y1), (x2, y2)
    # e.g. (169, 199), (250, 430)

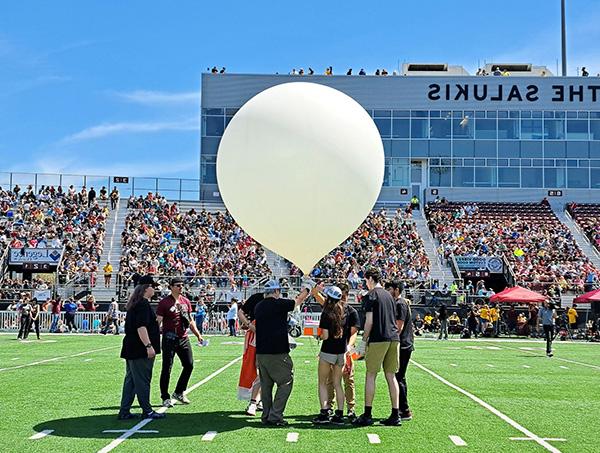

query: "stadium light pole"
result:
(561, 0), (567, 76)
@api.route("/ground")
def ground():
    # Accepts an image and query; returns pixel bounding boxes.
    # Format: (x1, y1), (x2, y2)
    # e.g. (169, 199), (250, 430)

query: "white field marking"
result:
(201, 431), (218, 441)
(523, 365), (531, 369)
(102, 430), (158, 434)
(486, 346), (502, 350)
(465, 346), (483, 350)
(286, 432), (299, 443)
(510, 437), (567, 442)
(11, 357), (20, 360)
(449, 435), (467, 446)
(220, 341), (244, 345)
(304, 360), (311, 364)
(411, 359), (562, 453)
(495, 343), (600, 372)
(367, 434), (381, 444)
(84, 358), (93, 362)
(0, 346), (118, 372)
(519, 347), (536, 351)
(559, 366), (569, 370)
(29, 430), (53, 440)
(450, 363), (458, 367)
(98, 356), (242, 453)
(486, 364), (495, 368)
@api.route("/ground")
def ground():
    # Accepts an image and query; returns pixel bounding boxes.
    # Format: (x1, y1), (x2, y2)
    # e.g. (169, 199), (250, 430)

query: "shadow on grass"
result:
(33, 410), (356, 439)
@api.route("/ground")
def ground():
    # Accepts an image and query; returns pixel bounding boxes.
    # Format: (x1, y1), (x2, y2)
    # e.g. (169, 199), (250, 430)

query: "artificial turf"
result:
(0, 333), (598, 452)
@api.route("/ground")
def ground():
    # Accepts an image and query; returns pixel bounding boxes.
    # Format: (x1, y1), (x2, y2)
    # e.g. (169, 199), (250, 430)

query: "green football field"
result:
(1, 333), (599, 453)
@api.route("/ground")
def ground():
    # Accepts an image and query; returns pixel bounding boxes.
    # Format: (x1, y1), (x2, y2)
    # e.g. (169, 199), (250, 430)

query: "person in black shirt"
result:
(386, 280), (415, 421)
(238, 292), (264, 416)
(354, 268), (401, 427)
(312, 285), (360, 425)
(254, 280), (310, 426)
(118, 275), (164, 420)
(437, 304), (448, 340)
(17, 296), (32, 340)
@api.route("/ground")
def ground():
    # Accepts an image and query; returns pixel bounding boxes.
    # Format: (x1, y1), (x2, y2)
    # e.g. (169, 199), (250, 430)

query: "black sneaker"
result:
(352, 413), (374, 426)
(263, 420), (288, 427)
(117, 412), (138, 420)
(381, 415), (402, 426)
(547, 352), (554, 358)
(312, 413), (330, 424)
(400, 410), (413, 421)
(143, 411), (166, 419)
(330, 414), (345, 425)
(347, 410), (357, 422)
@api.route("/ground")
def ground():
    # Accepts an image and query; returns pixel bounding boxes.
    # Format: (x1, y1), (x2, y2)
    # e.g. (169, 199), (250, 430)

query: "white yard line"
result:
(286, 432), (299, 443)
(411, 359), (562, 453)
(559, 366), (569, 370)
(29, 430), (53, 440)
(367, 433), (381, 444)
(510, 437), (567, 442)
(449, 435), (467, 446)
(523, 365), (531, 369)
(201, 431), (218, 441)
(0, 346), (118, 372)
(490, 342), (600, 372)
(98, 356), (242, 453)
(102, 430), (158, 434)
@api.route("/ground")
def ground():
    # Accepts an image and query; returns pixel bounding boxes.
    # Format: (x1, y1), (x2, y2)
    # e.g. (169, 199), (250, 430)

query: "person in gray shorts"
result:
(312, 285), (360, 425)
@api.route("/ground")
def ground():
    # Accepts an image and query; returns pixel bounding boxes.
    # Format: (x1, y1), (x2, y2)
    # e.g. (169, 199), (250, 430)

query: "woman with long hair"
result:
(313, 285), (355, 425)
(118, 275), (164, 420)
(29, 301), (41, 340)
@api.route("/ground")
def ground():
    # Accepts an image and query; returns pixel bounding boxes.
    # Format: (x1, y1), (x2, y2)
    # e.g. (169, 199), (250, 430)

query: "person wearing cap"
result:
(254, 279), (311, 426)
(118, 275), (164, 420)
(156, 277), (204, 408)
(312, 284), (360, 425)
(227, 298), (239, 336)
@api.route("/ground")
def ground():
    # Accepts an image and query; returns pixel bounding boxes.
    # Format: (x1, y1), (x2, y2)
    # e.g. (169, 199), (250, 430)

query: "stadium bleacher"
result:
(567, 202), (600, 254)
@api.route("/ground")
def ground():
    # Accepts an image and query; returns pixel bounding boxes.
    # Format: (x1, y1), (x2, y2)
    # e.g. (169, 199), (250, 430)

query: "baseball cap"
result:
(137, 275), (159, 287)
(169, 277), (185, 286)
(264, 280), (281, 291)
(324, 286), (342, 300)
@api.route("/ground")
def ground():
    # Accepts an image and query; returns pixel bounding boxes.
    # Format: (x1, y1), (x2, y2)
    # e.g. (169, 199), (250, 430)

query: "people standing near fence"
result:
(102, 297), (120, 335)
(29, 300), (41, 340)
(386, 280), (415, 421)
(568, 304), (578, 331)
(227, 298), (238, 336)
(194, 297), (207, 335)
(157, 277), (204, 408)
(437, 304), (448, 340)
(540, 301), (557, 357)
(238, 292), (264, 416)
(103, 262), (113, 288)
(254, 280), (311, 426)
(118, 275), (164, 420)
(17, 295), (32, 340)
(63, 298), (78, 333)
(353, 268), (401, 427)
(50, 297), (62, 333)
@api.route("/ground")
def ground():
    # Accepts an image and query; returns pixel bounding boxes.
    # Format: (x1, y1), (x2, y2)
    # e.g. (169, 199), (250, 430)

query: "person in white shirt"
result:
(227, 298), (239, 337)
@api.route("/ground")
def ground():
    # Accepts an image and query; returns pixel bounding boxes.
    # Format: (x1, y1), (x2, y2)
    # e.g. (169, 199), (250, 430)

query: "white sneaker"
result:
(256, 400), (263, 411)
(172, 392), (190, 404)
(162, 398), (174, 408)
(246, 403), (257, 416)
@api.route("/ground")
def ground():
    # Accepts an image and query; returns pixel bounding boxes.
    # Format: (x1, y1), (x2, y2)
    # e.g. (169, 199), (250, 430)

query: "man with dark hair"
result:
(354, 268), (401, 426)
(156, 277), (204, 408)
(385, 280), (415, 421)
(540, 301), (557, 357)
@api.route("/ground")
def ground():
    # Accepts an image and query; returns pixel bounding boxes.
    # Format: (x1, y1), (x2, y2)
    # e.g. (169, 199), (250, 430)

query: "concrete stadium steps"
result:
(265, 249), (290, 277)
(413, 209), (456, 285)
(177, 201), (227, 213)
(552, 207), (600, 270)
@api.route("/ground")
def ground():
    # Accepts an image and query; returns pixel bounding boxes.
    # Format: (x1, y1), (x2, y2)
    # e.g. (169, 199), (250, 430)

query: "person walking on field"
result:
(540, 301), (557, 357)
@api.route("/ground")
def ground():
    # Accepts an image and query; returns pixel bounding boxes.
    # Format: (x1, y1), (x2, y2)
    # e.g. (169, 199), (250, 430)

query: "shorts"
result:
(319, 352), (345, 367)
(569, 323), (577, 330)
(365, 341), (400, 373)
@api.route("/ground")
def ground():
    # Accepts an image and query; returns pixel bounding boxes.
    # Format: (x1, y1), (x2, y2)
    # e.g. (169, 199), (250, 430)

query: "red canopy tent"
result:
(573, 288), (600, 304)
(489, 286), (546, 304)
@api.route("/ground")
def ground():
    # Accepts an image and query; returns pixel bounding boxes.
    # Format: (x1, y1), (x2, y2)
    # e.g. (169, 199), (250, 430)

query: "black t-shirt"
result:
(364, 287), (399, 343)
(241, 292), (264, 322)
(396, 298), (415, 351)
(320, 305), (360, 354)
(120, 298), (161, 360)
(254, 297), (294, 354)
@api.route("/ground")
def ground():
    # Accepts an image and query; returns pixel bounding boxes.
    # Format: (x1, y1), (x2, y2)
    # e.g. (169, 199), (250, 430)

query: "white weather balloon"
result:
(216, 82), (384, 275)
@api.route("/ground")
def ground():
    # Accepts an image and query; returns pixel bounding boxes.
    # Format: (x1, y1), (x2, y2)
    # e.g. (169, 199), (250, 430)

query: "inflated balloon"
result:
(217, 82), (384, 275)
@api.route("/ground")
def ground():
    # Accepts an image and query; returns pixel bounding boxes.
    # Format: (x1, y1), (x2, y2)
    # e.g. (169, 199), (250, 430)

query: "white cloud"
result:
(60, 117), (200, 143)
(113, 90), (200, 105)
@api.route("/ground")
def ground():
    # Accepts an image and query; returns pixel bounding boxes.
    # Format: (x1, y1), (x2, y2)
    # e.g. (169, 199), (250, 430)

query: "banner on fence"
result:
(455, 256), (504, 274)
(9, 248), (62, 265)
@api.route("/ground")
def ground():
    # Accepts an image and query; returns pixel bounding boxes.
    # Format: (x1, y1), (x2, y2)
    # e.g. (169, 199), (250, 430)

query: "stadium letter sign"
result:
(9, 247), (63, 264)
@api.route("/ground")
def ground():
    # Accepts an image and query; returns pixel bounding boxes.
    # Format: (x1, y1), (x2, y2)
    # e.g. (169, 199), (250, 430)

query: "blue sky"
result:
(1, 0), (600, 180)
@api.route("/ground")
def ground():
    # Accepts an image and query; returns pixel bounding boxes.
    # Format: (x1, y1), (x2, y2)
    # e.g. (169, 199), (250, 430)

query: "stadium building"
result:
(200, 64), (600, 204)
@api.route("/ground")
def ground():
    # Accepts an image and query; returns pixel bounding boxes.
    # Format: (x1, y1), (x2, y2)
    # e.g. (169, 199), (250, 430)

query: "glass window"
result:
(452, 116), (474, 139)
(533, 159), (544, 166)
(225, 108), (239, 115)
(568, 168), (589, 188)
(475, 119), (497, 139)
(544, 168), (566, 188)
(475, 111), (486, 118)
(566, 120), (589, 140)
(521, 159), (532, 167)
(590, 121), (600, 140)
(201, 163), (217, 184)
(567, 111), (578, 119)
(521, 141), (543, 158)
(411, 119), (428, 138)
(203, 108), (223, 115)
(486, 111), (497, 119)
(430, 118), (452, 139)
(430, 167), (451, 187)
(201, 137), (221, 155)
(453, 167), (474, 187)
(430, 111), (441, 118)
(411, 140), (428, 157)
(566, 141), (589, 158)
(498, 141), (519, 158)
(475, 140), (496, 157)
(521, 168), (543, 187)
(510, 111), (520, 119)
(383, 140), (392, 157)
(464, 159), (474, 166)
(411, 110), (428, 118)
(391, 140), (410, 157)
(392, 119), (410, 138)
(545, 142), (566, 158)
(555, 111), (565, 118)
(521, 111), (532, 118)
(453, 140), (474, 157)
(544, 111), (554, 118)
(203, 116), (224, 136)
(544, 119), (565, 140)
(430, 140), (451, 157)
(567, 159), (578, 167)
(375, 118), (391, 138)
(592, 169), (600, 188)
(521, 119), (543, 139)
(579, 112), (589, 119)
(498, 119), (519, 139)
(498, 168), (520, 187)
(475, 167), (496, 187)
(373, 110), (391, 118)
(510, 159), (520, 167)
(389, 164), (410, 186)
(591, 142), (600, 158)
(393, 110), (410, 118)
(497, 111), (508, 119)
(532, 111), (543, 118)
(579, 160), (590, 167)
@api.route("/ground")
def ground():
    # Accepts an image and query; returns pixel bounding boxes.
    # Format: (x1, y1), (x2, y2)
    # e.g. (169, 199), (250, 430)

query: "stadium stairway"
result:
(552, 206), (600, 270)
(412, 209), (456, 285)
(92, 200), (128, 301)
(265, 249), (290, 278)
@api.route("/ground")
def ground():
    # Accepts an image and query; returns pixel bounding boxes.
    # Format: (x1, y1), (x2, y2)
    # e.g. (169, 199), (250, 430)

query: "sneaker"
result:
(347, 410), (357, 422)
(380, 415), (402, 426)
(312, 413), (330, 424)
(263, 419), (288, 427)
(547, 352), (554, 358)
(117, 412), (138, 420)
(143, 411), (166, 419)
(162, 398), (174, 408)
(246, 402), (257, 416)
(256, 401), (263, 411)
(400, 410), (413, 421)
(330, 414), (345, 425)
(352, 413), (374, 426)
(172, 392), (191, 404)
(326, 408), (333, 417)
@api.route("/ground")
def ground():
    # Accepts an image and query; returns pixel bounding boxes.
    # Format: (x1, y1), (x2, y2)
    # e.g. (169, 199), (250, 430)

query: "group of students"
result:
(236, 268), (414, 427)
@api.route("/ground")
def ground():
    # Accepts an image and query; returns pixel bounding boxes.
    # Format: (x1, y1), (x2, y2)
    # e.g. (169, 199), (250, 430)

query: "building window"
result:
(521, 119), (543, 140)
(411, 119), (428, 139)
(430, 118), (452, 139)
(452, 166), (475, 187)
(544, 119), (565, 140)
(475, 167), (496, 187)
(521, 168), (543, 188)
(566, 120), (589, 140)
(498, 119), (519, 139)
(498, 168), (520, 187)
(392, 119), (410, 138)
(544, 168), (566, 188)
(203, 116), (225, 137)
(430, 167), (451, 187)
(475, 119), (497, 139)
